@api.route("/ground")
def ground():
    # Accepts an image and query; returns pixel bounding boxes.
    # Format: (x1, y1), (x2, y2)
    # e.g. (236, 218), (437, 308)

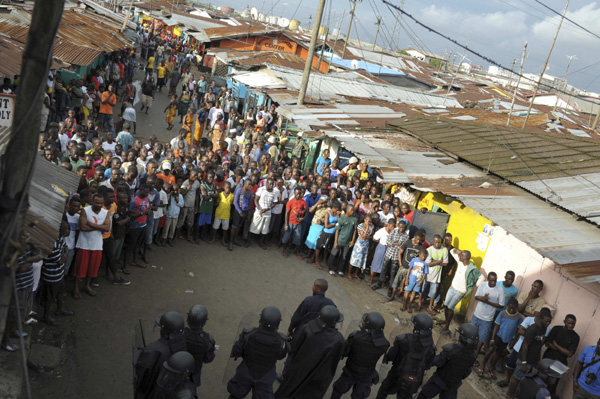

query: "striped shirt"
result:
(15, 250), (36, 290)
(42, 238), (66, 283)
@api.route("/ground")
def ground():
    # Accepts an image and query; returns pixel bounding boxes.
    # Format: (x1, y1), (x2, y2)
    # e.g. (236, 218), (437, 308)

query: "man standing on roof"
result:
(291, 132), (309, 168)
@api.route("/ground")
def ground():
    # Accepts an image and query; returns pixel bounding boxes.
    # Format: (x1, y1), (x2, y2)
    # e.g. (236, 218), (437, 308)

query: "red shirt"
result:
(249, 185), (259, 211)
(118, 63), (125, 78)
(286, 198), (307, 225)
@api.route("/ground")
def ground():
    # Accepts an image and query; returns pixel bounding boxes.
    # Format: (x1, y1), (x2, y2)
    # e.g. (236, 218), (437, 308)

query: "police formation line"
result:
(135, 302), (563, 399)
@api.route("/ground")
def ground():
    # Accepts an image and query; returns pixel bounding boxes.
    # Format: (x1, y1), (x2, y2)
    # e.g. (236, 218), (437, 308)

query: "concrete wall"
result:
(468, 225), (600, 398)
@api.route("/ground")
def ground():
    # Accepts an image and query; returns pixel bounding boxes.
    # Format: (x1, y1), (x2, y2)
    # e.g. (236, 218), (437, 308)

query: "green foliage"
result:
(397, 50), (409, 56)
(429, 59), (442, 68)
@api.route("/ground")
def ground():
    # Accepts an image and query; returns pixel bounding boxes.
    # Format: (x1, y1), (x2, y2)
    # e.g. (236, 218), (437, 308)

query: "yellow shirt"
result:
(157, 65), (165, 79)
(147, 56), (155, 69)
(166, 60), (174, 73)
(215, 192), (234, 220)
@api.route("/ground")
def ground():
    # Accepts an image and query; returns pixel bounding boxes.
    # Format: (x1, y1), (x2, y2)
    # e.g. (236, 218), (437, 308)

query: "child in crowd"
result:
(401, 248), (429, 313)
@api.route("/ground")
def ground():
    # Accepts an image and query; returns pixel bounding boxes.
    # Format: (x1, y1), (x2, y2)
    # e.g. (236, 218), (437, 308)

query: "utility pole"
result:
(0, 1), (64, 398)
(372, 17), (382, 51)
(327, 9), (345, 72)
(507, 42), (528, 127)
(507, 57), (516, 87)
(552, 55), (576, 112)
(121, 0), (134, 32)
(341, 0), (361, 58)
(297, 0), (327, 105)
(523, 0), (569, 128)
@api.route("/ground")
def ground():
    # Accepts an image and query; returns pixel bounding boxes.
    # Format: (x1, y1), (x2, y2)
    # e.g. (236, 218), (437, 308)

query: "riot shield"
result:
(222, 313), (257, 385)
(131, 319), (161, 389)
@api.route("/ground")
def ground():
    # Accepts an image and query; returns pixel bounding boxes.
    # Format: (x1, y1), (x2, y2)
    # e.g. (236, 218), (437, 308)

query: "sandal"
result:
(407, 307), (413, 313)
(82, 287), (97, 297)
(477, 368), (485, 378)
(131, 262), (147, 268)
(473, 360), (480, 368)
(72, 291), (81, 300)
(489, 370), (497, 380)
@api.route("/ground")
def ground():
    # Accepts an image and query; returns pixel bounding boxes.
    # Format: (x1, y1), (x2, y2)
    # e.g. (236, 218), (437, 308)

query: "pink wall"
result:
(466, 226), (600, 398)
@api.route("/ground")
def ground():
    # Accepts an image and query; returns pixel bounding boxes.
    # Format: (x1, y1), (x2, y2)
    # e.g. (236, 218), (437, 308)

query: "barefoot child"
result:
(401, 248), (429, 313)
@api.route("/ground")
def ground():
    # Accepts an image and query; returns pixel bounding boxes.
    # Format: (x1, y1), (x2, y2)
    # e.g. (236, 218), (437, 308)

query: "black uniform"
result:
(227, 326), (287, 399)
(184, 326), (216, 387)
(418, 343), (477, 399)
(148, 380), (198, 399)
(287, 293), (335, 335)
(134, 336), (187, 399)
(275, 318), (346, 399)
(331, 329), (390, 399)
(376, 333), (436, 399)
(516, 375), (552, 399)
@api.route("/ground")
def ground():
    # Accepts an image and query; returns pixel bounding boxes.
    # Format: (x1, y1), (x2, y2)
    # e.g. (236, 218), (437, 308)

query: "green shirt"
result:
(198, 181), (216, 214)
(335, 214), (358, 246)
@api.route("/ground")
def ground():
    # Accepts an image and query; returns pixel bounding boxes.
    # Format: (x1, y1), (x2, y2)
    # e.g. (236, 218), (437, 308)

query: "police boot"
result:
(374, 388), (388, 399)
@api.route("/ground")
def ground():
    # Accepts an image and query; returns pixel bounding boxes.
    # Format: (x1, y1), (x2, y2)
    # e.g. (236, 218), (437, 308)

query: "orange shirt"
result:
(157, 172), (175, 186)
(99, 91), (116, 115)
(102, 203), (117, 239)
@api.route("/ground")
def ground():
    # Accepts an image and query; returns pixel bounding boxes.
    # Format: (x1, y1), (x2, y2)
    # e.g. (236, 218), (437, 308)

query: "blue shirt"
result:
(234, 187), (253, 214)
(166, 193), (184, 218)
(253, 147), (269, 162)
(499, 281), (519, 310)
(408, 258), (428, 281)
(323, 211), (338, 234)
(495, 310), (524, 343)
(303, 193), (321, 223)
(314, 156), (331, 176)
(578, 346), (600, 395)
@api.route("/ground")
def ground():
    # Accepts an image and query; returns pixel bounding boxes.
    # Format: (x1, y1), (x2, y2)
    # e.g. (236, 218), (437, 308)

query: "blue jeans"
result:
(443, 287), (465, 311)
(99, 113), (115, 134)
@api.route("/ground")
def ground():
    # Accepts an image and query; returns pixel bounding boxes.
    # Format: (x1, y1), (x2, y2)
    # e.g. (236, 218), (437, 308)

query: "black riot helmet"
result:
(362, 312), (385, 332)
(259, 306), (282, 330)
(536, 358), (564, 379)
(411, 312), (433, 333)
(457, 323), (479, 348)
(156, 311), (185, 337)
(319, 305), (343, 327)
(187, 304), (208, 329)
(156, 351), (195, 390)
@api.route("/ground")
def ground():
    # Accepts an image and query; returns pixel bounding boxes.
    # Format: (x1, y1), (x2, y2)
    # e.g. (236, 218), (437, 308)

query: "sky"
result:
(215, 0), (600, 93)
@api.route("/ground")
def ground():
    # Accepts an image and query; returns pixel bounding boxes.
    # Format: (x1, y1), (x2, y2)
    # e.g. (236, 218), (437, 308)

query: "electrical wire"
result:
(530, 0), (600, 41)
(381, 0), (600, 108)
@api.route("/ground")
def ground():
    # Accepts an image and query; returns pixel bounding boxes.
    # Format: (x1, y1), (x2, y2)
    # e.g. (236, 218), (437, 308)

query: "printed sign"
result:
(0, 93), (15, 127)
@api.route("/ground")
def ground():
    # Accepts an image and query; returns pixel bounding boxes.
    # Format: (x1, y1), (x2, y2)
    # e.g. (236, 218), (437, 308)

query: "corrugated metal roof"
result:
(232, 70), (287, 89)
(388, 118), (600, 225)
(79, 0), (137, 29)
(210, 50), (308, 71)
(265, 65), (462, 108)
(29, 155), (80, 234)
(459, 190), (600, 268)
(204, 23), (280, 40)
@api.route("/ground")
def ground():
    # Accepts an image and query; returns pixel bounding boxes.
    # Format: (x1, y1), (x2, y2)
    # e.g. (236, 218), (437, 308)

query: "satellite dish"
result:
(250, 7), (258, 19)
(350, 59), (359, 69)
(278, 17), (290, 28)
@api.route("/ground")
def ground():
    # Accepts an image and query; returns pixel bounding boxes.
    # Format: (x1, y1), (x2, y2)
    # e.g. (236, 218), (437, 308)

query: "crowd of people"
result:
(3, 25), (600, 399)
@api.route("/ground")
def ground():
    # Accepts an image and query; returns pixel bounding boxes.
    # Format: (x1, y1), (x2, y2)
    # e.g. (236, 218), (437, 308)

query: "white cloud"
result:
(532, 2), (600, 44)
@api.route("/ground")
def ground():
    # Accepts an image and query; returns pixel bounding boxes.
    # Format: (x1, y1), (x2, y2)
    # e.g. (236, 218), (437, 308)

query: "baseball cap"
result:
(162, 161), (172, 170)
(349, 156), (358, 164)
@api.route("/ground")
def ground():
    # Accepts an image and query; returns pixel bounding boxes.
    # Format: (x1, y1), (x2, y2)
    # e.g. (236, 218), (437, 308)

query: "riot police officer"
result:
(135, 311), (188, 399)
(276, 305), (346, 399)
(331, 312), (390, 399)
(227, 306), (288, 399)
(516, 358), (565, 399)
(375, 312), (437, 399)
(417, 323), (479, 399)
(150, 351), (197, 399)
(184, 304), (216, 388)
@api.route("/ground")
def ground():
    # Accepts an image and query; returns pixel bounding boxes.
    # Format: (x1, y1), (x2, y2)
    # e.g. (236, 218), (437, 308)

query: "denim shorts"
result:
(471, 314), (493, 343)
(443, 287), (465, 311)
(427, 282), (439, 299)
(405, 275), (423, 293)
(282, 223), (302, 246)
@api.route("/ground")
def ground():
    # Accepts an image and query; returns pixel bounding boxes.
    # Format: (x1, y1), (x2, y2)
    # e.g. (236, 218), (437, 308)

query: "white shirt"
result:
(65, 212), (80, 249)
(102, 141), (117, 154)
(473, 282), (505, 321)
(272, 187), (287, 215)
(154, 190), (168, 219)
(58, 133), (70, 152)
(450, 249), (468, 293)
(170, 137), (189, 153)
(76, 206), (108, 251)
(373, 227), (390, 245)
(208, 107), (224, 128)
(122, 106), (137, 122)
(378, 210), (395, 224)
(256, 186), (278, 217)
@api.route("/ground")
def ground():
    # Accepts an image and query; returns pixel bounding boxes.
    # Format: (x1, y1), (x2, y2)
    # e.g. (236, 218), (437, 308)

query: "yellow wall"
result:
(417, 192), (493, 316)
